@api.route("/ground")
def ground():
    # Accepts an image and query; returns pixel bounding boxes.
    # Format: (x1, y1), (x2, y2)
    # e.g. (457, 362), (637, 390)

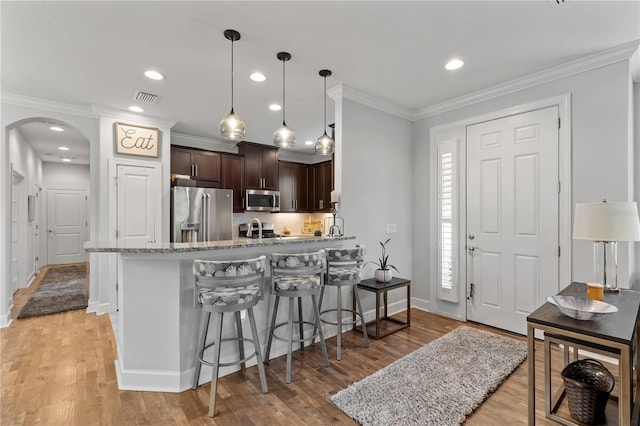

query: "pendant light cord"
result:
(230, 38), (235, 112)
(323, 75), (327, 133)
(282, 58), (286, 124)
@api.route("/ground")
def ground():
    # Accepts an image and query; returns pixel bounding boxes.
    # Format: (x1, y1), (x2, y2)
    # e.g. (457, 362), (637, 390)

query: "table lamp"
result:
(573, 200), (640, 292)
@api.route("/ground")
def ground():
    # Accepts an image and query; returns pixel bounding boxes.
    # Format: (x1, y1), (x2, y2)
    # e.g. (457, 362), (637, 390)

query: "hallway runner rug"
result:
(17, 264), (88, 319)
(331, 326), (527, 426)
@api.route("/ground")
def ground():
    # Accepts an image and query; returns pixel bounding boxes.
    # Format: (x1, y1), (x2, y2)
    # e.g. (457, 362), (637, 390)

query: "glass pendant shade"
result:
(315, 69), (334, 155)
(315, 131), (334, 155)
(220, 29), (246, 141)
(219, 109), (246, 141)
(273, 122), (296, 148)
(273, 51), (295, 148)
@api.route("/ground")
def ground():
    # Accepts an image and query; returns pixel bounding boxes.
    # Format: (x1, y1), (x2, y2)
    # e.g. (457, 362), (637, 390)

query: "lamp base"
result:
(604, 287), (620, 294)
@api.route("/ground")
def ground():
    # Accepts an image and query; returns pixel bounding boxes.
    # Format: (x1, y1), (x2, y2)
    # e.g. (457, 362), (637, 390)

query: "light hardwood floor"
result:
(1, 265), (622, 425)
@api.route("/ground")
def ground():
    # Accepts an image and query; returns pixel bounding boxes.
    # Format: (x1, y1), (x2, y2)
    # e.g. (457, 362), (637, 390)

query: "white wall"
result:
(412, 60), (636, 319)
(8, 127), (42, 290)
(338, 97), (413, 311)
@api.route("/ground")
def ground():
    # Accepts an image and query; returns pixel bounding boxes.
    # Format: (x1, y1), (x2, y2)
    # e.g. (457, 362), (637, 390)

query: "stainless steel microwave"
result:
(245, 189), (280, 212)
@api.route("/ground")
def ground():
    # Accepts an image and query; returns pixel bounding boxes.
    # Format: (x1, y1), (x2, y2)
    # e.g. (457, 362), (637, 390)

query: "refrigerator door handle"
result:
(201, 192), (208, 242)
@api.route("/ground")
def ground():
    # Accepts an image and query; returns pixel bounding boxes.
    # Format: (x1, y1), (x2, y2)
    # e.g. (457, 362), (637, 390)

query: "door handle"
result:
(48, 229), (53, 233)
(468, 246), (479, 255)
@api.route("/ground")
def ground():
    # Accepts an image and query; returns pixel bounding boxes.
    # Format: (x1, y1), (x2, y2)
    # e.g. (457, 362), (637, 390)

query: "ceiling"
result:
(2, 1), (639, 164)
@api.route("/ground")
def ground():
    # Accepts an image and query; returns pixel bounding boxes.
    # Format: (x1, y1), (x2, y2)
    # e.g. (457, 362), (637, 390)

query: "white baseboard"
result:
(0, 312), (13, 328)
(411, 297), (430, 312)
(96, 302), (111, 315)
(114, 359), (186, 393)
(86, 300), (99, 313)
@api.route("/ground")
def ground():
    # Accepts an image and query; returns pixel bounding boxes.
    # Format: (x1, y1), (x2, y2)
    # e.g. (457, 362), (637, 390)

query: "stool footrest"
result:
(319, 308), (363, 327)
(271, 320), (321, 345)
(199, 337), (259, 368)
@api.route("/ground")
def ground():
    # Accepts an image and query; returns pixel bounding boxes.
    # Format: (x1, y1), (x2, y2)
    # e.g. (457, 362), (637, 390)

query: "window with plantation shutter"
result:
(437, 140), (458, 302)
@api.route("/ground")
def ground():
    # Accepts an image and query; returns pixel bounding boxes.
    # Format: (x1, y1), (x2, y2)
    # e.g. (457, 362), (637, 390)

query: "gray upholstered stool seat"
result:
(264, 250), (330, 383)
(317, 246), (370, 360)
(192, 256), (268, 417)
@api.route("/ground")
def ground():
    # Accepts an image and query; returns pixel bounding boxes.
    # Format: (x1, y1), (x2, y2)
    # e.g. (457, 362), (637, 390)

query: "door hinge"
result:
(558, 117), (561, 129)
(36, 256), (39, 262)
(115, 230), (119, 238)
(558, 246), (561, 257)
(558, 181), (561, 193)
(114, 176), (118, 186)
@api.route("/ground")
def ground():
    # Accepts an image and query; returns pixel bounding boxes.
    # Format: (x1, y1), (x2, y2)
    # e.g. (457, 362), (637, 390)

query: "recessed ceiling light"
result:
(58, 146), (70, 151)
(129, 106), (144, 113)
(269, 104), (281, 111)
(144, 70), (164, 80)
(61, 158), (72, 162)
(305, 140), (314, 146)
(50, 126), (64, 132)
(445, 59), (464, 71)
(250, 72), (266, 82)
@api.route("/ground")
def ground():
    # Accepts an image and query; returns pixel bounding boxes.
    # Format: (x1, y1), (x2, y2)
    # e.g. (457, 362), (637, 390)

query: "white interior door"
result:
(47, 189), (88, 264)
(466, 106), (559, 335)
(116, 164), (156, 245)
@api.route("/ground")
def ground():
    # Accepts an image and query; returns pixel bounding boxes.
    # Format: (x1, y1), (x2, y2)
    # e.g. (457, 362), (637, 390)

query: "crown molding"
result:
(631, 47), (640, 83)
(416, 40), (640, 120)
(327, 83), (415, 121)
(170, 132), (238, 153)
(92, 105), (177, 129)
(1, 92), (97, 118)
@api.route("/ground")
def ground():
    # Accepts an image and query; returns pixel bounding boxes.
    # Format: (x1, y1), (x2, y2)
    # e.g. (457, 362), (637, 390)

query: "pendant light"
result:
(219, 29), (246, 141)
(273, 51), (296, 148)
(315, 69), (334, 155)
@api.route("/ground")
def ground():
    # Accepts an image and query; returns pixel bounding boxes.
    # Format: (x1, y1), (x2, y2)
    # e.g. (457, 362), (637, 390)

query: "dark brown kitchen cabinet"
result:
(221, 153), (244, 212)
(279, 161), (309, 212)
(237, 141), (278, 190)
(312, 161), (332, 211)
(170, 146), (220, 182)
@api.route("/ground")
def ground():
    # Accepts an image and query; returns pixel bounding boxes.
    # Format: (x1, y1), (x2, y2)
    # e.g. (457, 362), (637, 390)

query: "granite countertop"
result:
(84, 235), (356, 253)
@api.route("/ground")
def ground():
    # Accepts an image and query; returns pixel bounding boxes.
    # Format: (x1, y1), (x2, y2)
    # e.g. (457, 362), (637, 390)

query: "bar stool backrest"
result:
(269, 250), (326, 292)
(193, 255), (267, 308)
(326, 245), (365, 268)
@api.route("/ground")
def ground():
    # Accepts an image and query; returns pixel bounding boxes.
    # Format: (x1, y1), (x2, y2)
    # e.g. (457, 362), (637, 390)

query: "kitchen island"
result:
(85, 235), (355, 393)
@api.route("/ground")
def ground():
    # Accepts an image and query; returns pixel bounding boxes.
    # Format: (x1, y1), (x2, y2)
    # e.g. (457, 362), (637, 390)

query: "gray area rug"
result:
(331, 326), (527, 426)
(17, 264), (88, 319)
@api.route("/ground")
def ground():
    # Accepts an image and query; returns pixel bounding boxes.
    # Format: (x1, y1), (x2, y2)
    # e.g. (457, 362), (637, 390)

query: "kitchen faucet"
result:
(247, 218), (262, 240)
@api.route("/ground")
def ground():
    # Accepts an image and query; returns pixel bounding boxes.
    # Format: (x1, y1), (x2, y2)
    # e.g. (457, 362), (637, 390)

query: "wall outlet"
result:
(386, 223), (397, 234)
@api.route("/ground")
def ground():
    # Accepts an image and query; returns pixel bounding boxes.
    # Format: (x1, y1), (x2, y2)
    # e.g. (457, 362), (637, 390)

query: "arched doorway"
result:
(2, 113), (96, 326)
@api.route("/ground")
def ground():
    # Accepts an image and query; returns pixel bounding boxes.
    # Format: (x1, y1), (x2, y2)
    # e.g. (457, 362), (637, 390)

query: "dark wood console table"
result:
(353, 277), (411, 339)
(527, 282), (640, 425)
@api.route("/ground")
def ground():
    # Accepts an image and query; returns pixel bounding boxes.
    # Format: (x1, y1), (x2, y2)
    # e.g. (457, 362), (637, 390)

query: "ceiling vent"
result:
(133, 90), (159, 104)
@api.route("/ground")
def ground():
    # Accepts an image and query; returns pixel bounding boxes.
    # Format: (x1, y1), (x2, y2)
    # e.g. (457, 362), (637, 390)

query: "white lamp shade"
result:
(573, 201), (640, 241)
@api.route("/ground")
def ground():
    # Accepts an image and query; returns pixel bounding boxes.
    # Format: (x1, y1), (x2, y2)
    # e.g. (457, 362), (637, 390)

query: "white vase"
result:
(375, 269), (392, 282)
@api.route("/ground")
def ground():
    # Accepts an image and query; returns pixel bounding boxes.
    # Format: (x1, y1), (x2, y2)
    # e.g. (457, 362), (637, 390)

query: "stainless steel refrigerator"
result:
(170, 186), (233, 243)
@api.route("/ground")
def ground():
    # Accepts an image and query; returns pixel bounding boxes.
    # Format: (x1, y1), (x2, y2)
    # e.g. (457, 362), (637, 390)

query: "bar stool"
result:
(264, 250), (330, 383)
(192, 256), (268, 417)
(317, 246), (370, 360)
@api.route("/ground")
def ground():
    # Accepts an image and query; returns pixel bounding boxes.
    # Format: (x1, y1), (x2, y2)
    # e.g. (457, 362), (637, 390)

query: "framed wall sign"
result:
(115, 122), (159, 158)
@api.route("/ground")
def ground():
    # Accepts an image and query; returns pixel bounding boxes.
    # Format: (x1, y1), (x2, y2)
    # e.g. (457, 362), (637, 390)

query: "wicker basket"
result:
(561, 359), (615, 425)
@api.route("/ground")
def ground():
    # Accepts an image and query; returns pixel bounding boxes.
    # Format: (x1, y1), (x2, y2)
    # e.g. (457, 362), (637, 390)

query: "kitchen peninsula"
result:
(85, 235), (355, 393)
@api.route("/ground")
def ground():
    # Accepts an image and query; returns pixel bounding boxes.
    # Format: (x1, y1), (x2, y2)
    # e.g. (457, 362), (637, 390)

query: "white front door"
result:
(466, 106), (559, 335)
(116, 164), (157, 245)
(47, 189), (88, 264)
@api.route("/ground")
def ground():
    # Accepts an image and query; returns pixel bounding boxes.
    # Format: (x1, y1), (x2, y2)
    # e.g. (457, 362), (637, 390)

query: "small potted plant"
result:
(366, 238), (399, 283)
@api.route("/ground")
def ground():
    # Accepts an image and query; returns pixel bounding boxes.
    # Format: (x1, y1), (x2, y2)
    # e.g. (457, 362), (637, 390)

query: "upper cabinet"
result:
(312, 161), (332, 211)
(170, 146), (221, 182)
(279, 161), (309, 212)
(237, 141), (279, 190)
(221, 153), (244, 213)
